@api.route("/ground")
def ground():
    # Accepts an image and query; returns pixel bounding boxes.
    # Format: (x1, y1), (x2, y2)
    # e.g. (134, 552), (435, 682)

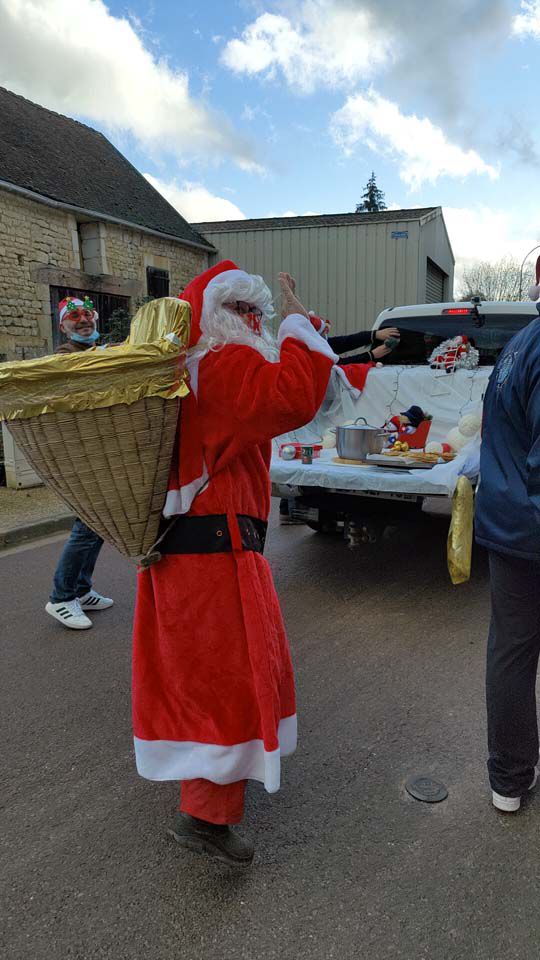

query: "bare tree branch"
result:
(458, 256), (535, 302)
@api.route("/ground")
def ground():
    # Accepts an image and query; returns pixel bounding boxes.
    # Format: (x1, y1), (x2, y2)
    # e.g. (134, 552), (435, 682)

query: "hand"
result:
(375, 327), (400, 342)
(278, 272), (309, 320)
(279, 272), (296, 293)
(372, 344), (392, 360)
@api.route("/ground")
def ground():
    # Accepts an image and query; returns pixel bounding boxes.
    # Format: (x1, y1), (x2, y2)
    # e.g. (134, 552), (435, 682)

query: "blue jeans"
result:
(50, 519), (104, 603)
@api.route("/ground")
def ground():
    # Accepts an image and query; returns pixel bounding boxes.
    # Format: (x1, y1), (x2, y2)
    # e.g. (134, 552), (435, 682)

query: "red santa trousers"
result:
(180, 778), (247, 825)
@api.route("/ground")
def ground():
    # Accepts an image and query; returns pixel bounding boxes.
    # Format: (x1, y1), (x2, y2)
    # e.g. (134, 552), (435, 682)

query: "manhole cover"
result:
(405, 775), (448, 803)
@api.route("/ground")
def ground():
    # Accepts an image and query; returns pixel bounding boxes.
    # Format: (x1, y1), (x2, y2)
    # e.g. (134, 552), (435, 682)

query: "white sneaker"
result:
(78, 589), (114, 611)
(492, 769), (538, 812)
(46, 599), (92, 630)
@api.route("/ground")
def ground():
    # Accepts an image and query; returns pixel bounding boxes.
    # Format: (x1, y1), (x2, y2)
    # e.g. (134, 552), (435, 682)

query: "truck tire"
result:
(306, 512), (339, 534)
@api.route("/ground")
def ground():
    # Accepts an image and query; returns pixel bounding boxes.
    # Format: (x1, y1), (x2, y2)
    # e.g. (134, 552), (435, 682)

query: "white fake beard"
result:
(195, 305), (279, 362)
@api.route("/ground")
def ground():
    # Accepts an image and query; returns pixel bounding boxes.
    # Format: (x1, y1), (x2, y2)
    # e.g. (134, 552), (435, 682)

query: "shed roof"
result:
(0, 86), (213, 250)
(193, 208), (440, 234)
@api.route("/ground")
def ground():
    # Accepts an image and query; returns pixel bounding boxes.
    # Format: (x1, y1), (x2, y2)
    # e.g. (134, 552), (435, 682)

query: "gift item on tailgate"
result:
(384, 405), (432, 449)
(278, 442), (323, 460)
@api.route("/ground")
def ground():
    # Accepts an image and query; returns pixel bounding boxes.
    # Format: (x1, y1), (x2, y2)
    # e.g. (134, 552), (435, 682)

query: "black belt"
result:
(157, 513), (267, 556)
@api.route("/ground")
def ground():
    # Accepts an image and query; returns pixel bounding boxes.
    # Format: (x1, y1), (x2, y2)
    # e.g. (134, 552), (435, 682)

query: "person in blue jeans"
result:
(45, 294), (113, 630)
(476, 299), (540, 812)
(46, 519), (112, 630)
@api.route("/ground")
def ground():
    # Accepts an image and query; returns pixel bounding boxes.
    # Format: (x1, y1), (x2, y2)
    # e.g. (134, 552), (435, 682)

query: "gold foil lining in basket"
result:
(0, 299), (191, 421)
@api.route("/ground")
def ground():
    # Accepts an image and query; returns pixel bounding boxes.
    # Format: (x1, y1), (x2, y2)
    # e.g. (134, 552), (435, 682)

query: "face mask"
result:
(70, 329), (100, 345)
(245, 312), (262, 335)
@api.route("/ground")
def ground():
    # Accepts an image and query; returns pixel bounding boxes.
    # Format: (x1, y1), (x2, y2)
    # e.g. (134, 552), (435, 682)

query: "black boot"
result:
(168, 813), (254, 868)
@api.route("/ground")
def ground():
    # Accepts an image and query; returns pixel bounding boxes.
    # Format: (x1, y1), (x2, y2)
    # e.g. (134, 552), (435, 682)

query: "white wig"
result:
(195, 269), (278, 361)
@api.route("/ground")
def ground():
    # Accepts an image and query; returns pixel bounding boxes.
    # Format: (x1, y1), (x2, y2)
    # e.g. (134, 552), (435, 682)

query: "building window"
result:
(146, 267), (170, 298)
(50, 286), (131, 348)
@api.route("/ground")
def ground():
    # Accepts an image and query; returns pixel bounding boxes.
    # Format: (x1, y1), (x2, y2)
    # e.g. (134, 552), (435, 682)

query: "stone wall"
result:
(106, 223), (206, 295)
(0, 191), (79, 361)
(0, 188), (208, 362)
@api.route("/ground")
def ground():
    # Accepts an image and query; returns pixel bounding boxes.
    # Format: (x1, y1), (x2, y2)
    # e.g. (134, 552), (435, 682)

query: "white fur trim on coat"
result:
(278, 314), (338, 362)
(163, 350), (209, 517)
(134, 714), (297, 794)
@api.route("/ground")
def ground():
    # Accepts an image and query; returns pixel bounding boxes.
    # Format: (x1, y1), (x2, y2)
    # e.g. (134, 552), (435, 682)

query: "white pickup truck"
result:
(271, 299), (538, 545)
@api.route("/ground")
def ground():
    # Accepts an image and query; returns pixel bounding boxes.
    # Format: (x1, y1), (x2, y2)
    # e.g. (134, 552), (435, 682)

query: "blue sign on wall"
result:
(391, 230), (409, 239)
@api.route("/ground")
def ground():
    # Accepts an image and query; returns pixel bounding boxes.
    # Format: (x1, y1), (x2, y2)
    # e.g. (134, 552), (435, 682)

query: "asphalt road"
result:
(2, 509), (539, 960)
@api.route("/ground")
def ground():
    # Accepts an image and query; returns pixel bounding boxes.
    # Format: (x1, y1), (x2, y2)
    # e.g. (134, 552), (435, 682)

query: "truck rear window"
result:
(379, 312), (535, 366)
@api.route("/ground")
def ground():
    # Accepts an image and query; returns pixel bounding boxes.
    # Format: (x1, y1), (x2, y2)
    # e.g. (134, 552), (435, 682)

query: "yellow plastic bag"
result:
(447, 476), (474, 585)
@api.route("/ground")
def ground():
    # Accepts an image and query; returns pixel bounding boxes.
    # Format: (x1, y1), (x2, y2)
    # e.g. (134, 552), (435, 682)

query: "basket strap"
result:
(138, 475), (211, 569)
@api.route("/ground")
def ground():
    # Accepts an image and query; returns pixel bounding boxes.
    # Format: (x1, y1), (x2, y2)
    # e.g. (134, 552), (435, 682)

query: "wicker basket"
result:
(0, 299), (190, 560)
(7, 395), (180, 558)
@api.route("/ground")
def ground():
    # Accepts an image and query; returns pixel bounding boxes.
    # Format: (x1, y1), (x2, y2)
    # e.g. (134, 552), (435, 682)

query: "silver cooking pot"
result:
(335, 417), (390, 461)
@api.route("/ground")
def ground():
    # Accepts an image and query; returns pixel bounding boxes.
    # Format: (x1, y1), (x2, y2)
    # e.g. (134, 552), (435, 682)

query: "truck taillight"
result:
(442, 308), (471, 315)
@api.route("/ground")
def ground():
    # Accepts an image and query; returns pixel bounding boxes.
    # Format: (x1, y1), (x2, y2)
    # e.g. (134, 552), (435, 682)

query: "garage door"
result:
(426, 258), (447, 303)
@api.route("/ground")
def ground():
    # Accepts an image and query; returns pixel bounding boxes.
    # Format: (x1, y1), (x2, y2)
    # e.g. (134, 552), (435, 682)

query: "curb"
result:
(0, 513), (74, 550)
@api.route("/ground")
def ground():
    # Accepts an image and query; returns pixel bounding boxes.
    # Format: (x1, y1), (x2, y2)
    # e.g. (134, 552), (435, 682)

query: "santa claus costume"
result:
(132, 262), (337, 866)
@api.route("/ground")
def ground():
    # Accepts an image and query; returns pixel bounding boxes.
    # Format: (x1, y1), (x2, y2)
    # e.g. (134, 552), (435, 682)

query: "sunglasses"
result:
(234, 301), (263, 318)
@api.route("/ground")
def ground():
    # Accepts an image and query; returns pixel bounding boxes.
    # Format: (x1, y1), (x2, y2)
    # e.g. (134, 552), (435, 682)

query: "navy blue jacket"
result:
(476, 312), (540, 559)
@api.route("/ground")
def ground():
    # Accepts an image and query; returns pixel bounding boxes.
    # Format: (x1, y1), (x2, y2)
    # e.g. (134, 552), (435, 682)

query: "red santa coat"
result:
(132, 315), (336, 792)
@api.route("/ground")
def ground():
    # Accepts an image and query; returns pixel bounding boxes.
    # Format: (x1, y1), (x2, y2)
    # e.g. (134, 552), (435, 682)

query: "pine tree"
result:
(356, 172), (387, 213)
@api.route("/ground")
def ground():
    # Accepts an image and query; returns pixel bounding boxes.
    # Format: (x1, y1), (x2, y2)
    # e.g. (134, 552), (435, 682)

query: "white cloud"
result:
(221, 3), (390, 94)
(265, 209), (321, 217)
(443, 204), (540, 292)
(144, 175), (246, 223)
(513, 1), (540, 37)
(330, 91), (499, 189)
(0, 0), (258, 169)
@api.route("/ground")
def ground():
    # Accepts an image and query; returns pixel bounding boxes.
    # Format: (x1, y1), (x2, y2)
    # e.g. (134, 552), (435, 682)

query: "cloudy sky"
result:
(1, 0), (540, 289)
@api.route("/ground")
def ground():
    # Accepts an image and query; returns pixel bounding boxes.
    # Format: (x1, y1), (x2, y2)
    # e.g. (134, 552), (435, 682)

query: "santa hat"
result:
(308, 312), (330, 336)
(333, 362), (374, 399)
(179, 259), (244, 347)
(165, 260), (248, 517)
(58, 295), (96, 323)
(528, 256), (540, 302)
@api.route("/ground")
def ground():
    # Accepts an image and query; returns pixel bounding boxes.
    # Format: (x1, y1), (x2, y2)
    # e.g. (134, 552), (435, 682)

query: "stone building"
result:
(0, 86), (214, 361)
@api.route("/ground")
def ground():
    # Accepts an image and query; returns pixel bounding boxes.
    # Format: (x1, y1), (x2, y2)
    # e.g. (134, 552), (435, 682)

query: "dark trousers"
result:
(486, 551), (540, 796)
(50, 518), (104, 603)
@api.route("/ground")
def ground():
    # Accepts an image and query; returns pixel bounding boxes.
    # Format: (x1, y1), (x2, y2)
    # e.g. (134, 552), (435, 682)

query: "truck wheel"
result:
(306, 512), (339, 534)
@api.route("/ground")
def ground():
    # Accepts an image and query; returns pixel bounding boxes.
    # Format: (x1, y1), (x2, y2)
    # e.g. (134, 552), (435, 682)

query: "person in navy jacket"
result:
(476, 301), (540, 812)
